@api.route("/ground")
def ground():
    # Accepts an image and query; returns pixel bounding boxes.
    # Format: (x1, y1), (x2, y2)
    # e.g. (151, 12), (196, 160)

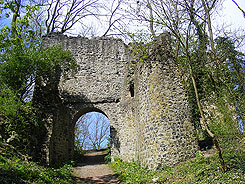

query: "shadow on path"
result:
(77, 151), (108, 166)
(74, 173), (119, 184)
(72, 151), (120, 184)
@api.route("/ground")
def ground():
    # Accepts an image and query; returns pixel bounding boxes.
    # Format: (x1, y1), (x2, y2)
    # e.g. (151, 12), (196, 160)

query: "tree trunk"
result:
(187, 53), (227, 172)
(11, 0), (21, 35)
(147, 0), (155, 37)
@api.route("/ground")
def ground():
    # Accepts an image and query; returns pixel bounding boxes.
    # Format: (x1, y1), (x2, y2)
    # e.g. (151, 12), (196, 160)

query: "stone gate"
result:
(37, 32), (198, 169)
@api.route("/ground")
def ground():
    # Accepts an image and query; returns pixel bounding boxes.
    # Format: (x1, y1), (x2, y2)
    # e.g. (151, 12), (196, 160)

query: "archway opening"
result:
(74, 111), (110, 151)
(73, 110), (111, 164)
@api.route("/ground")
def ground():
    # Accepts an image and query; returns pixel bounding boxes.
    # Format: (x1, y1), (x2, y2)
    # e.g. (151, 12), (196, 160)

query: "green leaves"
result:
(5, 12), (9, 17)
(0, 0), (78, 156)
(129, 41), (152, 64)
(0, 0), (41, 52)
(0, 154), (74, 184)
(34, 45), (78, 84)
(0, 85), (37, 147)
(0, 43), (78, 151)
(109, 158), (156, 183)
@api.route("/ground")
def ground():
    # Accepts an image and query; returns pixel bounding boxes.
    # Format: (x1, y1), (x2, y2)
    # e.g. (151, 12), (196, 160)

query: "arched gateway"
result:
(37, 32), (198, 169)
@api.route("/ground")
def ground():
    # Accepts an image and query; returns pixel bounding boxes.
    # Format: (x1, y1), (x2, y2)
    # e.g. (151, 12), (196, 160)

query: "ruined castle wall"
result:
(117, 33), (198, 169)
(117, 88), (138, 161)
(41, 34), (135, 164)
(135, 60), (198, 169)
(40, 33), (198, 168)
(42, 34), (128, 104)
(134, 33), (198, 168)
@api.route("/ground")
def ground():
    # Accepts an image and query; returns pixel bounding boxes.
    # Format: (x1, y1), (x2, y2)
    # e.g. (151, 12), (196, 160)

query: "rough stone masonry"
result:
(38, 32), (198, 169)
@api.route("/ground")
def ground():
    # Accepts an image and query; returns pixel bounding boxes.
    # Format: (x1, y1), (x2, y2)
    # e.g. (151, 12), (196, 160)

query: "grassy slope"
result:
(0, 154), (74, 184)
(109, 146), (244, 184)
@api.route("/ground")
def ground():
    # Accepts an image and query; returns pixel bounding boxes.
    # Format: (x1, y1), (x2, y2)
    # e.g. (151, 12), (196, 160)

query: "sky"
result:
(220, 0), (245, 28)
(214, 0), (245, 50)
(98, 0), (245, 47)
(76, 112), (110, 150)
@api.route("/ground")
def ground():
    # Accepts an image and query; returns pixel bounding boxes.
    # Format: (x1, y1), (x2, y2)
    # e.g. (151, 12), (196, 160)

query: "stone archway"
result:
(39, 32), (198, 169)
(40, 34), (128, 165)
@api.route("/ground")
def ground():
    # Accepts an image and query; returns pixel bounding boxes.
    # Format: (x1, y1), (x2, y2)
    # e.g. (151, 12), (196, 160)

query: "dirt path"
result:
(72, 151), (120, 184)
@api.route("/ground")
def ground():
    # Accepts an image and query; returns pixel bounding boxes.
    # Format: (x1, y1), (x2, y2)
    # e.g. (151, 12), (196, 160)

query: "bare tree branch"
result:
(41, 0), (101, 34)
(102, 0), (122, 37)
(75, 112), (110, 150)
(232, 0), (245, 18)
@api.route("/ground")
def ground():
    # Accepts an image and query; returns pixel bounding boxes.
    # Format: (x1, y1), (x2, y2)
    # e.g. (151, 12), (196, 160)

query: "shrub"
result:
(0, 153), (74, 184)
(0, 85), (37, 152)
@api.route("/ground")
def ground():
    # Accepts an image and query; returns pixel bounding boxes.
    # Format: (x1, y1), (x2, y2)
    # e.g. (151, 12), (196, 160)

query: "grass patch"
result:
(0, 154), (74, 184)
(109, 148), (244, 183)
(109, 157), (156, 183)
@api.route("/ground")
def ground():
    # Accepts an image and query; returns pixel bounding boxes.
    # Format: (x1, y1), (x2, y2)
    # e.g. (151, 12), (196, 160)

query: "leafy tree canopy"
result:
(0, 0), (78, 153)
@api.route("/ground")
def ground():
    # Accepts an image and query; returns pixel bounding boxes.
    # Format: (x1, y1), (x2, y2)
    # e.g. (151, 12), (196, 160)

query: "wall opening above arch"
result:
(129, 82), (134, 97)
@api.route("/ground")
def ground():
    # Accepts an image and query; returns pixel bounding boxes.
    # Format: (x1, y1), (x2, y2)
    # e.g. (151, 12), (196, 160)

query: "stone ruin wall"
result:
(40, 32), (198, 168)
(41, 33), (130, 164)
(118, 33), (198, 168)
(135, 34), (198, 168)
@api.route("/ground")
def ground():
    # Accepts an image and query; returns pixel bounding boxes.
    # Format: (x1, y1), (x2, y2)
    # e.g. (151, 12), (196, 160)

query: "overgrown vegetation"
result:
(0, 85), (37, 152)
(0, 154), (74, 184)
(0, 0), (77, 145)
(110, 143), (244, 183)
(0, 1), (77, 183)
(0, 142), (75, 184)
